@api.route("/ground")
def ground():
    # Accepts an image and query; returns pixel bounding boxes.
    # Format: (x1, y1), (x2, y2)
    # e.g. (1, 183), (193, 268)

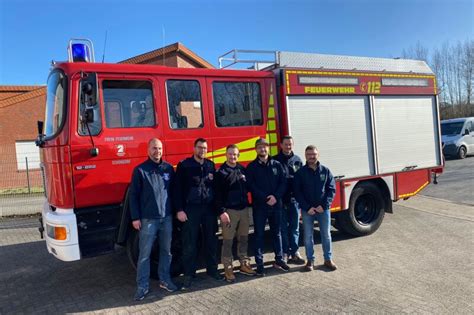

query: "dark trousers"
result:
(181, 204), (218, 277)
(253, 206), (283, 266)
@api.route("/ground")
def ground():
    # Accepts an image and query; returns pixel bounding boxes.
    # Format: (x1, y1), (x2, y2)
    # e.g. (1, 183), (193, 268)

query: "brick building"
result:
(0, 43), (213, 190)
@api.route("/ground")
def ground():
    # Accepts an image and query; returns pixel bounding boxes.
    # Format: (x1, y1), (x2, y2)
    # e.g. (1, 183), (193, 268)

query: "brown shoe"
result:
(224, 265), (236, 283)
(324, 260), (337, 271)
(289, 252), (306, 265)
(239, 262), (256, 276)
(304, 260), (314, 272)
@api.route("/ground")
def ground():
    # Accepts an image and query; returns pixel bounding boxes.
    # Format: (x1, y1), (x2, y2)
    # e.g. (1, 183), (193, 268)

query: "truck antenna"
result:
(162, 25), (165, 65)
(101, 31), (108, 63)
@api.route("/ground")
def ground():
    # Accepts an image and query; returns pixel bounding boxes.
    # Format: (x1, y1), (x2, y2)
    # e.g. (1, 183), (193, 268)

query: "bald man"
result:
(129, 138), (178, 301)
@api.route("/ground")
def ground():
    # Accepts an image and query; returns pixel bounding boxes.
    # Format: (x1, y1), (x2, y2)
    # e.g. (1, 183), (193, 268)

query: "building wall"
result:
(0, 92), (45, 189)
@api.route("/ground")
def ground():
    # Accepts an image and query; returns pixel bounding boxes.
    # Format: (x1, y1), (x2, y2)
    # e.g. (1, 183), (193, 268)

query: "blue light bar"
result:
(71, 43), (91, 62)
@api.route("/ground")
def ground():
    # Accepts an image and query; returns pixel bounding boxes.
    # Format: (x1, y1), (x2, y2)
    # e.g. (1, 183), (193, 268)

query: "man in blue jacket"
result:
(294, 145), (337, 272)
(174, 138), (223, 290)
(274, 136), (305, 265)
(129, 138), (178, 301)
(246, 138), (289, 276)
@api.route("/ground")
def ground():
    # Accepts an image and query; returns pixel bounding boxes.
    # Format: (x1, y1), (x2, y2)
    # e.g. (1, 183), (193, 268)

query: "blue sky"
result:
(0, 0), (472, 85)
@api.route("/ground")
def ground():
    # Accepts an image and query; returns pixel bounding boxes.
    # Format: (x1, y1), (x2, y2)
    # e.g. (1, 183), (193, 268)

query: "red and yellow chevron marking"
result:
(266, 83), (278, 156)
(398, 181), (429, 199)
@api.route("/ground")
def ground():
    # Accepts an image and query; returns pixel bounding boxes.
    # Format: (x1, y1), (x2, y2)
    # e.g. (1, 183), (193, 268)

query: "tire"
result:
(458, 146), (467, 159)
(335, 181), (385, 236)
(126, 221), (183, 279)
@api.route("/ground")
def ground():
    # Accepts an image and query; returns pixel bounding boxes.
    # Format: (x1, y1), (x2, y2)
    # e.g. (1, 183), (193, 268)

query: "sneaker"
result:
(289, 252), (306, 265)
(133, 287), (149, 301)
(304, 260), (314, 272)
(224, 266), (236, 283)
(159, 280), (178, 292)
(181, 276), (192, 291)
(273, 260), (290, 272)
(256, 265), (266, 277)
(208, 272), (225, 281)
(324, 260), (338, 271)
(239, 262), (256, 276)
(282, 253), (288, 263)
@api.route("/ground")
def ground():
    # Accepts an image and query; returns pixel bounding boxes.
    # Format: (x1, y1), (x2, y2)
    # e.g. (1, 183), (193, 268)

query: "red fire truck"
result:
(37, 40), (443, 272)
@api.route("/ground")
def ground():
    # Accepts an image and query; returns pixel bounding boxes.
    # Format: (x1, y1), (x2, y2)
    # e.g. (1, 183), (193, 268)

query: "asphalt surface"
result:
(421, 156), (474, 205)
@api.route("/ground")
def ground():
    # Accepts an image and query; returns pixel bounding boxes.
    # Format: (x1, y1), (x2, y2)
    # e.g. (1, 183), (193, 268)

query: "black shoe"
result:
(273, 260), (290, 272)
(208, 272), (225, 281)
(256, 265), (266, 277)
(181, 276), (192, 291)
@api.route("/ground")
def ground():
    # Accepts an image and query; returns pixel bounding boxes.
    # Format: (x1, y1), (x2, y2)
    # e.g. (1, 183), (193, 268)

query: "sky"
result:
(0, 0), (472, 85)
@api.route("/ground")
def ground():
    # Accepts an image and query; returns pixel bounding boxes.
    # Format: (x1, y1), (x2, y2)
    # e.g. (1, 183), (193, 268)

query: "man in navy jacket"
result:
(246, 138), (290, 276)
(274, 136), (305, 265)
(174, 138), (223, 290)
(129, 138), (177, 301)
(294, 145), (337, 272)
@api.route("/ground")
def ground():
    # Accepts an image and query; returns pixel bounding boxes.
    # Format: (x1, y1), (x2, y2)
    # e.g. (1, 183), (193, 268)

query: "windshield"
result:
(441, 122), (464, 136)
(44, 70), (67, 138)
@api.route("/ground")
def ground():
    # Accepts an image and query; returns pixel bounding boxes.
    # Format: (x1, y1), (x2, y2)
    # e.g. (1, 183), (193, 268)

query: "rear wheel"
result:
(335, 181), (385, 236)
(458, 146), (467, 159)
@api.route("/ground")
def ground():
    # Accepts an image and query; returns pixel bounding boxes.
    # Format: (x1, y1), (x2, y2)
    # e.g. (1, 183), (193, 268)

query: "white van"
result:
(441, 117), (474, 159)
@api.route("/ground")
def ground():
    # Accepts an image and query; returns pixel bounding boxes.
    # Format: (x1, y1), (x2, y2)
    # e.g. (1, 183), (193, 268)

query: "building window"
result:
(102, 80), (155, 128)
(166, 80), (203, 129)
(15, 141), (40, 171)
(212, 82), (263, 127)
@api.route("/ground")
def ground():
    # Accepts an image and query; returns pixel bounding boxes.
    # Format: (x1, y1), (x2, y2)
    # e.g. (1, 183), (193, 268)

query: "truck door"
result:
(159, 77), (212, 166)
(205, 77), (270, 166)
(71, 76), (163, 208)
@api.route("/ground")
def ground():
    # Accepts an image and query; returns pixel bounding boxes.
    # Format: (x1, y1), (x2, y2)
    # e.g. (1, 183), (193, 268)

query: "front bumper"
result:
(442, 143), (458, 156)
(41, 200), (80, 261)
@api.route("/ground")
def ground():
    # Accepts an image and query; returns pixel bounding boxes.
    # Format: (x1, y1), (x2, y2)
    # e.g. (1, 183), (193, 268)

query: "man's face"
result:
(194, 141), (208, 159)
(280, 138), (293, 155)
(148, 140), (163, 162)
(226, 148), (239, 165)
(256, 144), (269, 158)
(305, 149), (319, 165)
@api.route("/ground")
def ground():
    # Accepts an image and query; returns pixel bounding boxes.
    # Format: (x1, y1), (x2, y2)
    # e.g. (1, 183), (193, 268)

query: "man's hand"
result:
(220, 212), (231, 227)
(307, 207), (317, 216)
(177, 210), (188, 222)
(266, 195), (277, 206)
(132, 220), (141, 230)
(315, 205), (324, 213)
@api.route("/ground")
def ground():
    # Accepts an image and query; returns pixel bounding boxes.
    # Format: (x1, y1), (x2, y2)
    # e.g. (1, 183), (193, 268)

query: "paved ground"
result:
(0, 194), (44, 217)
(0, 195), (473, 314)
(421, 156), (474, 205)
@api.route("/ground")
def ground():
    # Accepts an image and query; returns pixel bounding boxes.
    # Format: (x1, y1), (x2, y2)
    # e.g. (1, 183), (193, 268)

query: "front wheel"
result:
(458, 146), (467, 159)
(335, 182), (385, 236)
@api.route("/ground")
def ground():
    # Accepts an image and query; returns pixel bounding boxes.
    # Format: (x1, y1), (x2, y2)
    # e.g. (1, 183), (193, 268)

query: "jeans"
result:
(181, 205), (218, 277)
(302, 209), (332, 262)
(253, 206), (283, 266)
(136, 216), (173, 290)
(281, 199), (300, 257)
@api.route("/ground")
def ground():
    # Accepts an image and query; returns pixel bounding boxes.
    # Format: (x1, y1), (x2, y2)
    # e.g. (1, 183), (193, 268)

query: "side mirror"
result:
(80, 73), (98, 107)
(37, 121), (44, 135)
(35, 120), (45, 147)
(464, 129), (470, 136)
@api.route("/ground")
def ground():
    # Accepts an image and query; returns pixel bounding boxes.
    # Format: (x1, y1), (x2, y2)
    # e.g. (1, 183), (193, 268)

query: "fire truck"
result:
(36, 39), (443, 274)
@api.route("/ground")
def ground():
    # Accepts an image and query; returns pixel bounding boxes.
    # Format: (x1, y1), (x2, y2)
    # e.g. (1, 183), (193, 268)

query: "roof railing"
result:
(218, 49), (277, 69)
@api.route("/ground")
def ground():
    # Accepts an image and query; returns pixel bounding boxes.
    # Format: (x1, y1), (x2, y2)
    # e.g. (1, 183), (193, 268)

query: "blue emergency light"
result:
(71, 43), (90, 62)
(68, 39), (95, 63)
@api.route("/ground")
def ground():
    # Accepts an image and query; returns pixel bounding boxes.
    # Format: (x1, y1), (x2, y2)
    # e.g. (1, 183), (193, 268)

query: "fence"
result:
(0, 145), (44, 217)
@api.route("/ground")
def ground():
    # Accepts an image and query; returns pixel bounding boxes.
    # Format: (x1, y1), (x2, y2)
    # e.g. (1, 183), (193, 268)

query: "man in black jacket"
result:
(215, 144), (256, 282)
(274, 136), (305, 265)
(174, 138), (223, 290)
(294, 145), (337, 272)
(129, 138), (177, 301)
(246, 138), (290, 276)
